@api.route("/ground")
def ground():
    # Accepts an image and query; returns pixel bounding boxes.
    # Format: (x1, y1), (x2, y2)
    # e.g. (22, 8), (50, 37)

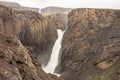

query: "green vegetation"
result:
(86, 75), (109, 80)
(85, 64), (118, 80)
(41, 13), (51, 16)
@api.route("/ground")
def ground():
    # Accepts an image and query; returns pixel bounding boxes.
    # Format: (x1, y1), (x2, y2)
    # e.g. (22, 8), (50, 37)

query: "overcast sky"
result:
(1, 0), (120, 9)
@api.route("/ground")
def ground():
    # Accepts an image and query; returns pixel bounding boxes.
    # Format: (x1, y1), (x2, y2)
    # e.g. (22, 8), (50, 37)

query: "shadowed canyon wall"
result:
(0, 4), (57, 65)
(60, 8), (120, 80)
(0, 33), (60, 80)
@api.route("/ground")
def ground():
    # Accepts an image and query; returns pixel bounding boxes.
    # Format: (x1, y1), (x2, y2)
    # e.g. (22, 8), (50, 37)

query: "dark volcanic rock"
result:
(0, 4), (57, 65)
(0, 33), (60, 80)
(60, 8), (120, 80)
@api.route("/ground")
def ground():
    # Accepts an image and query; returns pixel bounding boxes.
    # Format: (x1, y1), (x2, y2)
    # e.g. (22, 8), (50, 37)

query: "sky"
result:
(1, 0), (120, 9)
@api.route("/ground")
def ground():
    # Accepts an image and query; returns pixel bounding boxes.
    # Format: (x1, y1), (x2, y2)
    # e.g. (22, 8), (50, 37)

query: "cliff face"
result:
(0, 32), (59, 80)
(0, 4), (57, 65)
(60, 8), (120, 80)
(44, 14), (68, 30)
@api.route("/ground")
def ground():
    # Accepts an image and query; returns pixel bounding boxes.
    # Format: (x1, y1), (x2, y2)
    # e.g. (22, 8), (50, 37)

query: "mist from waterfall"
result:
(42, 29), (65, 76)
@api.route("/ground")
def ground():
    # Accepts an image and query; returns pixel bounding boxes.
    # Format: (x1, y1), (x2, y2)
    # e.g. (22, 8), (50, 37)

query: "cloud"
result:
(1, 0), (120, 9)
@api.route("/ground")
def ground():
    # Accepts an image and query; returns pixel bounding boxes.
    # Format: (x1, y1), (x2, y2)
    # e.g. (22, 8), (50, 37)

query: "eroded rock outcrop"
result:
(0, 32), (60, 80)
(0, 4), (57, 65)
(60, 8), (120, 80)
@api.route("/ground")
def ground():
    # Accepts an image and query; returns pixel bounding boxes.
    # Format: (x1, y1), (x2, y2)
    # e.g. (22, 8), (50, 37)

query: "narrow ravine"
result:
(42, 29), (65, 76)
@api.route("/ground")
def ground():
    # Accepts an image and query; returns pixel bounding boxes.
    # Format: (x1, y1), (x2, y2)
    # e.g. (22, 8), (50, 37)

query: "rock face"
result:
(45, 14), (68, 30)
(0, 4), (57, 65)
(0, 33), (60, 80)
(0, 3), (60, 80)
(60, 8), (120, 80)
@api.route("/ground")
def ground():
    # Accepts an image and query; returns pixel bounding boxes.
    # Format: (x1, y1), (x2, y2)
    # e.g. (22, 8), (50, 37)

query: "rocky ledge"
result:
(60, 8), (120, 80)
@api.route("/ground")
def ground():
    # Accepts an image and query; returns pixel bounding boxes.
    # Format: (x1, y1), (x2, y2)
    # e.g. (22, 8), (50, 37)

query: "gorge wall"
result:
(0, 3), (60, 80)
(60, 8), (120, 80)
(44, 14), (68, 30)
(0, 4), (57, 65)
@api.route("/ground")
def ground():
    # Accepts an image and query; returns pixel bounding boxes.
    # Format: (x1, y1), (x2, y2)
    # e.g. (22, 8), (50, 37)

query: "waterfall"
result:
(42, 29), (65, 76)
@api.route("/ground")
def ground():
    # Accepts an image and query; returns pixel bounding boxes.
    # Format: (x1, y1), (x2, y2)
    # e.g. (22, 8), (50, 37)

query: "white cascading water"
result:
(42, 29), (65, 76)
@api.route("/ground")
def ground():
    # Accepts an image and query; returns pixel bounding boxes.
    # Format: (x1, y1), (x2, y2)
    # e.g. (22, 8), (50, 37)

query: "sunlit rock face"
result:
(14, 10), (57, 65)
(0, 4), (57, 65)
(60, 8), (120, 80)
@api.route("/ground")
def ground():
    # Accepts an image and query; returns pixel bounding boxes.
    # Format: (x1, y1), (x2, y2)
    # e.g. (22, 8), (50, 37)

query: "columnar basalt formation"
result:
(60, 8), (120, 80)
(14, 10), (57, 65)
(0, 3), (61, 80)
(0, 4), (57, 65)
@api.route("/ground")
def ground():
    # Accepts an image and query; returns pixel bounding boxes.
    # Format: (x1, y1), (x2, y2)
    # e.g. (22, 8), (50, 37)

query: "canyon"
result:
(0, 1), (120, 80)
